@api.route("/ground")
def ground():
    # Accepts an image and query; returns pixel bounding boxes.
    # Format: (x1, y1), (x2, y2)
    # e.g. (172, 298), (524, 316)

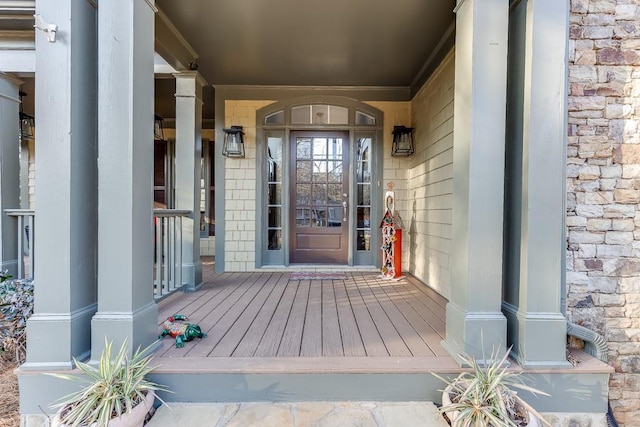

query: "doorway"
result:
(289, 131), (349, 263)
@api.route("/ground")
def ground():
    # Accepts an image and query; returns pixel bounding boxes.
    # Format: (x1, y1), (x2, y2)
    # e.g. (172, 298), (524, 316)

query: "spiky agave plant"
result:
(434, 349), (551, 427)
(50, 338), (167, 427)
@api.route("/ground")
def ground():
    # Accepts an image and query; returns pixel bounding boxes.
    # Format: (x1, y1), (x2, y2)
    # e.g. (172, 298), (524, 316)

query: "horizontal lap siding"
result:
(408, 49), (455, 300)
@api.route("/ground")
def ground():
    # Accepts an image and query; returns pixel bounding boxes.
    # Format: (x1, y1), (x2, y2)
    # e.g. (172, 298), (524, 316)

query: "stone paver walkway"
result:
(146, 401), (449, 427)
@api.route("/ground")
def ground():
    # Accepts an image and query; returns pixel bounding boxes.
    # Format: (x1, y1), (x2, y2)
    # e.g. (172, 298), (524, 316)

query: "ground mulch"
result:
(0, 356), (19, 427)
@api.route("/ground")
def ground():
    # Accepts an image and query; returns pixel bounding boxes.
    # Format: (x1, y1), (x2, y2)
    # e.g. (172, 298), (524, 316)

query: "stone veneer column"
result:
(0, 74), (21, 276)
(23, 0), (98, 369)
(503, 0), (570, 367)
(174, 71), (205, 291)
(443, 0), (509, 361)
(91, 0), (159, 357)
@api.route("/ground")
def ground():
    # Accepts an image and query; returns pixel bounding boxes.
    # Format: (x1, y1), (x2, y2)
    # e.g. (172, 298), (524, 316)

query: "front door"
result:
(290, 131), (349, 264)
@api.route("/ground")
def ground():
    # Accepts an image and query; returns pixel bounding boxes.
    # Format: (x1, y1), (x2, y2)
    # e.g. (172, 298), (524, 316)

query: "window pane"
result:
(328, 161), (342, 182)
(268, 136), (283, 182)
(312, 183), (327, 204)
(268, 207), (281, 228)
(312, 161), (326, 182)
(312, 208), (326, 227)
(357, 183), (371, 205)
(297, 184), (311, 205)
(297, 161), (312, 182)
(268, 229), (282, 250)
(313, 138), (327, 159)
(328, 106), (348, 124)
(292, 106), (311, 124)
(327, 207), (342, 227)
(265, 110), (285, 125)
(328, 184), (342, 205)
(328, 138), (342, 160)
(357, 230), (371, 251)
(356, 111), (376, 125)
(296, 208), (311, 227)
(312, 105), (329, 124)
(357, 207), (370, 228)
(296, 138), (311, 159)
(268, 184), (281, 205)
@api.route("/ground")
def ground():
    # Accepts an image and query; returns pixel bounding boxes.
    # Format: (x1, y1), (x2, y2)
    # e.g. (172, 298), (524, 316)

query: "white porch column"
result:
(92, 0), (159, 357)
(173, 71), (205, 291)
(443, 0), (509, 361)
(0, 74), (21, 276)
(23, 0), (98, 369)
(503, 0), (570, 367)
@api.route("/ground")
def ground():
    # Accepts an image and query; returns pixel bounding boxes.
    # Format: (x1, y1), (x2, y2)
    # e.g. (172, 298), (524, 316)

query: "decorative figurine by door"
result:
(380, 182), (403, 278)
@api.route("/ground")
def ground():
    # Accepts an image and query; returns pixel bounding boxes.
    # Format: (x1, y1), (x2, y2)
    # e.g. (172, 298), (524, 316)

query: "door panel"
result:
(290, 131), (349, 264)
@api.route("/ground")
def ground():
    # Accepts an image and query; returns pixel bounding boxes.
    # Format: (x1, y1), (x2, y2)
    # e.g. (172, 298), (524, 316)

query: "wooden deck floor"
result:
(156, 262), (449, 360)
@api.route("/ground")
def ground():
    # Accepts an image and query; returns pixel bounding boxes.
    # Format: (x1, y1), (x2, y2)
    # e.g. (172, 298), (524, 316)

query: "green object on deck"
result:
(158, 314), (207, 348)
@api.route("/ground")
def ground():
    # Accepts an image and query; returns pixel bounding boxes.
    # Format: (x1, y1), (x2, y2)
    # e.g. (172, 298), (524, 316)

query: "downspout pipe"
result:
(566, 322), (618, 427)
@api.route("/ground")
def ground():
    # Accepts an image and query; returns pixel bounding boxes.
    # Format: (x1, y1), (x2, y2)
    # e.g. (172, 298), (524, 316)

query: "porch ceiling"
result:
(156, 0), (455, 90)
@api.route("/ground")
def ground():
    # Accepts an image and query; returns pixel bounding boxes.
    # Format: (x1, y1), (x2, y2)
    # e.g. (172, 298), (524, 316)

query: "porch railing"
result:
(3, 209), (35, 280)
(2, 209), (188, 297)
(153, 209), (190, 299)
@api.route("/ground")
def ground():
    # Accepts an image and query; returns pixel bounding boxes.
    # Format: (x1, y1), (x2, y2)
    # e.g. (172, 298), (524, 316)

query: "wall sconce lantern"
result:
(222, 126), (245, 158)
(154, 114), (165, 141)
(391, 125), (414, 157)
(19, 91), (35, 140)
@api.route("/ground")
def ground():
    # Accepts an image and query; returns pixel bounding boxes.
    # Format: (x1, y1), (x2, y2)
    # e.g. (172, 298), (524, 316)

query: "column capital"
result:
(173, 70), (208, 87)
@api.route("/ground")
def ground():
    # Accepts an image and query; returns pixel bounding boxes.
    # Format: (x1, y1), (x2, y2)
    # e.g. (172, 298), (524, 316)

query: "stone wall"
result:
(567, 1), (640, 424)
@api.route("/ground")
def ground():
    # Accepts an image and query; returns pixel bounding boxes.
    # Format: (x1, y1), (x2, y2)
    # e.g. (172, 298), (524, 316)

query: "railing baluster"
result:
(151, 209), (190, 299)
(3, 209), (35, 280)
(17, 215), (24, 279)
(28, 214), (34, 279)
(155, 217), (162, 297)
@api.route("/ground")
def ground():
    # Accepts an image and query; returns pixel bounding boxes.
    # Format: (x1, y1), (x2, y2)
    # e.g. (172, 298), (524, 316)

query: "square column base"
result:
(442, 301), (507, 364)
(91, 302), (160, 359)
(503, 303), (571, 368)
(183, 259), (203, 292)
(22, 304), (96, 370)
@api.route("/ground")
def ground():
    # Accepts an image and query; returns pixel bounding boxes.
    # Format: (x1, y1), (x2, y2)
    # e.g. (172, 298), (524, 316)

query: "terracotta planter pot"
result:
(442, 386), (540, 427)
(52, 391), (155, 427)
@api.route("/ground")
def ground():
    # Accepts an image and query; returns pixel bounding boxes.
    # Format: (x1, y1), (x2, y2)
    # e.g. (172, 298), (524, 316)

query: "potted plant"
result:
(434, 349), (550, 427)
(49, 338), (167, 427)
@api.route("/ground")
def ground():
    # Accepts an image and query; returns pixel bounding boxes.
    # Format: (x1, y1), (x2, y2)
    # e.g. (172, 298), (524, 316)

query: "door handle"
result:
(342, 201), (348, 222)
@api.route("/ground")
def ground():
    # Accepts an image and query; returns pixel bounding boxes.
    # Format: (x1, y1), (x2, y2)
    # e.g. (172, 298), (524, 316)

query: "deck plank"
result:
(162, 273), (265, 357)
(187, 272), (273, 357)
(209, 272), (281, 357)
(232, 273), (289, 357)
(253, 276), (299, 357)
(157, 273), (254, 355)
(392, 278), (447, 339)
(364, 276), (435, 357)
(300, 279), (323, 356)
(155, 266), (450, 361)
(353, 274), (411, 357)
(334, 277), (366, 356)
(277, 280), (311, 356)
(343, 274), (388, 356)
(321, 279), (343, 356)
(157, 271), (229, 323)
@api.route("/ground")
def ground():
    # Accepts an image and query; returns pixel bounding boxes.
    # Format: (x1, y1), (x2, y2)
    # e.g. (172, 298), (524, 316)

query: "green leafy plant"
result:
(50, 338), (168, 427)
(0, 270), (12, 283)
(0, 278), (33, 363)
(434, 349), (550, 427)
